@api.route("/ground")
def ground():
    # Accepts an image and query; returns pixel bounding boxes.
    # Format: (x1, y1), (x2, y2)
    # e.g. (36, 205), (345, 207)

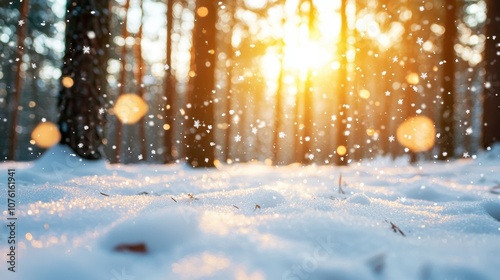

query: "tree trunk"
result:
(185, 0), (217, 168)
(164, 0), (176, 163)
(273, 41), (285, 165)
(8, 0), (29, 160)
(113, 0), (131, 163)
(438, 0), (457, 160)
(334, 0), (349, 165)
(302, 0), (315, 163)
(135, 0), (147, 161)
(482, 0), (500, 148)
(58, 0), (110, 160)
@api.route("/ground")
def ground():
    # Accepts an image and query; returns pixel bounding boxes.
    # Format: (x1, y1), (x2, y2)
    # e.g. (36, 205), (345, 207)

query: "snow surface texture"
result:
(1, 145), (500, 280)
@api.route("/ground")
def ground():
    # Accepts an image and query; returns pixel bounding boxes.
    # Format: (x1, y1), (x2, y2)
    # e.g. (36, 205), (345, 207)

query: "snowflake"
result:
(420, 72), (427, 80)
(392, 56), (398, 63)
(416, 37), (424, 45)
(234, 134), (242, 142)
(279, 132), (286, 138)
(99, 108), (105, 114)
(331, 115), (337, 121)
(398, 99), (403, 105)
(385, 91), (391, 96)
(32, 63), (36, 69)
(164, 64), (170, 70)
(193, 119), (201, 128)
(18, 20), (24, 26)
(83, 46), (90, 54)
(207, 125), (212, 130)
(389, 135), (395, 142)
(251, 127), (258, 134)
(400, 197), (407, 203)
(463, 152), (470, 158)
(138, 154), (143, 160)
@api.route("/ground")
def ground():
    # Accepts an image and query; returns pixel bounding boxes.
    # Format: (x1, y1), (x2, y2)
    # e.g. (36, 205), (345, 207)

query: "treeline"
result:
(1, 0), (499, 166)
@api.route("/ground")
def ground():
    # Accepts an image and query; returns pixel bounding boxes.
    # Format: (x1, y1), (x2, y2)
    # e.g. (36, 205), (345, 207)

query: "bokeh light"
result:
(396, 116), (435, 152)
(113, 94), (148, 124)
(31, 122), (61, 149)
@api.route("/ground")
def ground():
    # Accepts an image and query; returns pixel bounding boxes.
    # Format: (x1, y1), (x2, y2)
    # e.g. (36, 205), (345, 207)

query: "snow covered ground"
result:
(1, 145), (500, 280)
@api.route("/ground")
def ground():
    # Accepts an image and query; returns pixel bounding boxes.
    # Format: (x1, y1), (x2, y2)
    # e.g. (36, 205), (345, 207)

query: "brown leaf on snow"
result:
(114, 243), (147, 254)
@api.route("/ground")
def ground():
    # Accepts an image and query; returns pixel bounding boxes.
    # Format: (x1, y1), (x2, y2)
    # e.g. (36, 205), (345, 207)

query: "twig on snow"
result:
(338, 173), (345, 194)
(386, 220), (405, 236)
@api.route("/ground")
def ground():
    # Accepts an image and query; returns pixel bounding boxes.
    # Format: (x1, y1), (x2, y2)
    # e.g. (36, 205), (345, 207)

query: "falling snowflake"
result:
(392, 56), (398, 63)
(32, 63), (36, 69)
(251, 127), (258, 134)
(138, 154), (143, 160)
(389, 135), (395, 142)
(398, 99), (403, 105)
(463, 152), (469, 158)
(193, 120), (201, 128)
(234, 134), (242, 142)
(164, 64), (170, 70)
(385, 91), (391, 96)
(279, 132), (286, 138)
(99, 108), (105, 114)
(83, 46), (90, 54)
(420, 72), (427, 80)
(207, 125), (212, 130)
(416, 37), (424, 45)
(18, 20), (24, 26)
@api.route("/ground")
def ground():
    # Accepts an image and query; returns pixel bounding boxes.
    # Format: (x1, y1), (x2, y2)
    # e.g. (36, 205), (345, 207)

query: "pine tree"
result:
(58, 0), (110, 160)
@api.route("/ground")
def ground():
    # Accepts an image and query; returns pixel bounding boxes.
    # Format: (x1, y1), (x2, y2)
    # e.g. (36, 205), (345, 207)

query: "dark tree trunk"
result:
(185, 0), (217, 168)
(164, 0), (176, 163)
(113, 0), (131, 163)
(438, 0), (457, 160)
(482, 0), (500, 148)
(8, 0), (29, 160)
(58, 0), (110, 160)
(334, 0), (349, 165)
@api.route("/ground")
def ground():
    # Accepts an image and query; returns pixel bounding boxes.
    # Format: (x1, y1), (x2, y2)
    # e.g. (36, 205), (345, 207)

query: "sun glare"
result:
(260, 0), (340, 83)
